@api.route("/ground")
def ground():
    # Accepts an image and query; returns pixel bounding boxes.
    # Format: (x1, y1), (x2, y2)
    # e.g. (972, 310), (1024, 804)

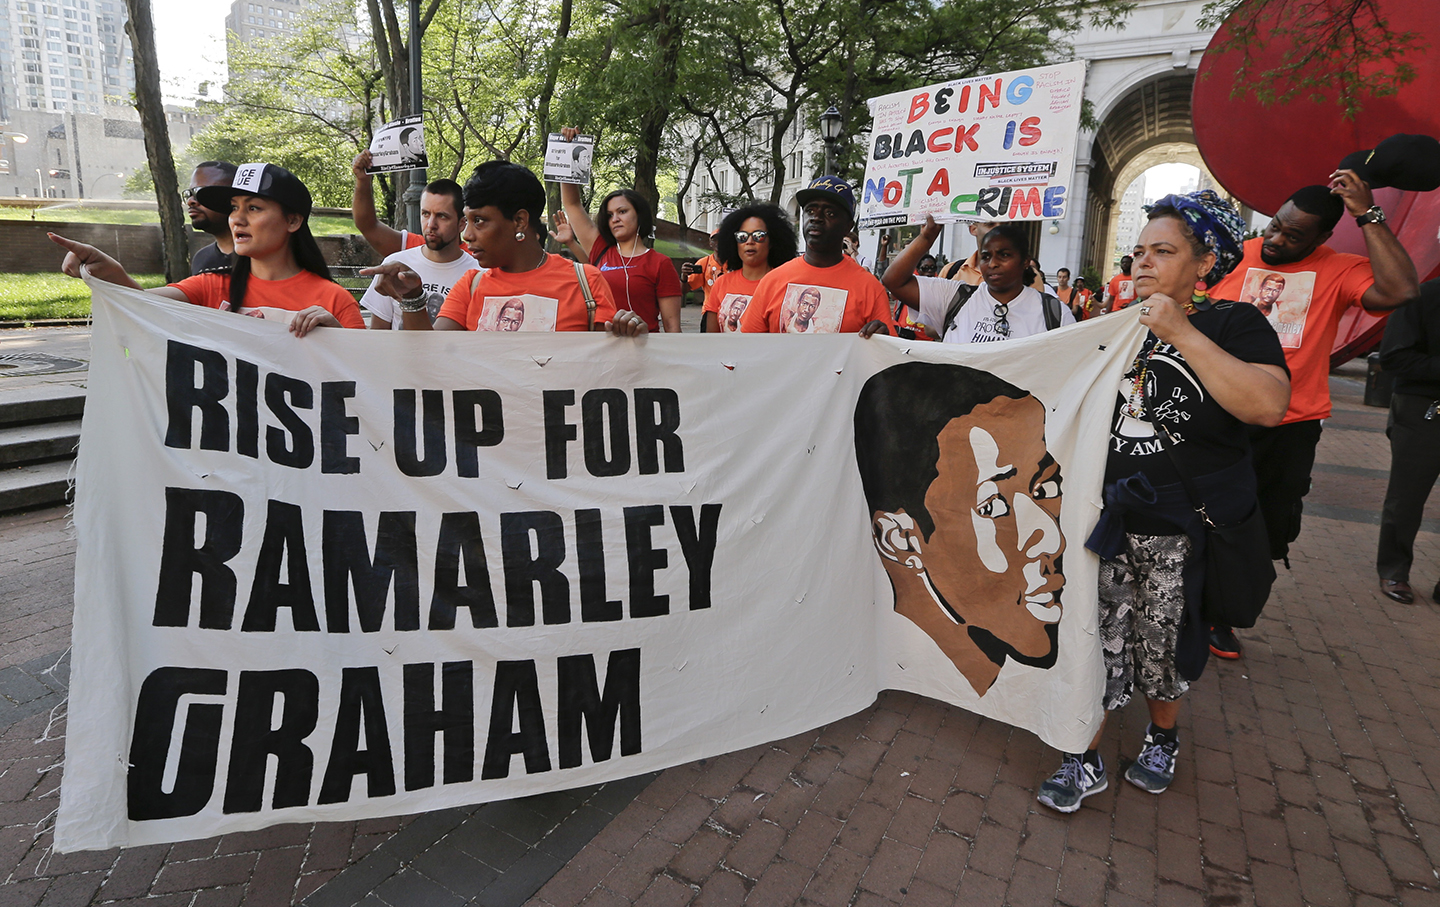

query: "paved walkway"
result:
(2, 360), (1439, 906)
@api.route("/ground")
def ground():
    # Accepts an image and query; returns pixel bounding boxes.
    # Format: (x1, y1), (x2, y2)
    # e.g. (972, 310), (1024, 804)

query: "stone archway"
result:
(1080, 72), (1198, 277)
(1101, 142), (1220, 265)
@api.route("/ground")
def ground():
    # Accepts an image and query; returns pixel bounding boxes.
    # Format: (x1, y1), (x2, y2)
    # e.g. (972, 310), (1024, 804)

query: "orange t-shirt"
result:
(704, 270), (763, 333)
(168, 270), (366, 329)
(686, 253), (726, 296)
(436, 255), (618, 332)
(1106, 274), (1135, 310)
(1211, 237), (1375, 423)
(739, 256), (896, 334)
(399, 230), (426, 251)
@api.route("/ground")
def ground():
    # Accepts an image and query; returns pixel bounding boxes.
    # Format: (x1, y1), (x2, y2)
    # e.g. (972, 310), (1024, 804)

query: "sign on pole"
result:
(856, 61), (1087, 228)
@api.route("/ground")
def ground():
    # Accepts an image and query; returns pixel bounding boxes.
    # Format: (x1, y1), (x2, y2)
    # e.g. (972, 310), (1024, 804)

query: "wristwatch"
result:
(1355, 205), (1386, 228)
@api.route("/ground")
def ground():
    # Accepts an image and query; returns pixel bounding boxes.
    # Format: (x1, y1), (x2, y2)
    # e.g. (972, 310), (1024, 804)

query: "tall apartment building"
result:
(224, 0), (304, 81)
(0, 0), (134, 117)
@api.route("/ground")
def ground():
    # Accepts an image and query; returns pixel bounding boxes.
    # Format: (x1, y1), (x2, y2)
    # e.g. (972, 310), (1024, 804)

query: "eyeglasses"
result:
(992, 302), (1011, 337)
(734, 230), (769, 243)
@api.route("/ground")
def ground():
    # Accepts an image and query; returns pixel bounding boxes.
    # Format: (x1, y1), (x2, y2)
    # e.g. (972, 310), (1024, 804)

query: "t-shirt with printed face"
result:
(361, 245), (478, 328)
(703, 270), (762, 333)
(436, 254), (617, 332)
(1106, 274), (1136, 310)
(591, 245), (684, 331)
(910, 277), (1075, 343)
(1106, 301), (1288, 490)
(1210, 237), (1375, 424)
(738, 256), (895, 334)
(167, 270), (367, 329)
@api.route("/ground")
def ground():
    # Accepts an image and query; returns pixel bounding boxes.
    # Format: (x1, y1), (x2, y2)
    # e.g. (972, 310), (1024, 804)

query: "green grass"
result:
(0, 273), (166, 321)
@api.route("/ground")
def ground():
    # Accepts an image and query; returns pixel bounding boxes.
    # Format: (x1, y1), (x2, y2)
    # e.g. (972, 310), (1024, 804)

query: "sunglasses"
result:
(180, 187), (200, 201)
(992, 302), (1012, 337)
(734, 230), (769, 243)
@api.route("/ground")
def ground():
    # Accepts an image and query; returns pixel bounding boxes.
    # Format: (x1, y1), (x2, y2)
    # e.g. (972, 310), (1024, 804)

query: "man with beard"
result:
(1210, 172), (1419, 647)
(185, 161), (238, 275)
(739, 176), (893, 334)
(360, 179), (478, 329)
(1246, 272), (1287, 316)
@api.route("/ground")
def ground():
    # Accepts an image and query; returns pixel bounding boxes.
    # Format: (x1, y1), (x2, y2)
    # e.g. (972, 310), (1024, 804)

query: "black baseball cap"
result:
(795, 175), (856, 219)
(196, 162), (313, 218)
(1337, 134), (1440, 193)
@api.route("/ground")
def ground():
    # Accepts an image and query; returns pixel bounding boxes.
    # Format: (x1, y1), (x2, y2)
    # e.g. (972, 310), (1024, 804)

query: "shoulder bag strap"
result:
(942, 282), (978, 340)
(574, 260), (596, 330)
(1041, 293), (1063, 330)
(471, 269), (484, 294)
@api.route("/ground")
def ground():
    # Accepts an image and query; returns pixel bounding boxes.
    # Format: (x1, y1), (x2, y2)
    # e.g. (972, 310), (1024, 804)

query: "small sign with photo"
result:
(367, 115), (428, 174)
(544, 134), (595, 185)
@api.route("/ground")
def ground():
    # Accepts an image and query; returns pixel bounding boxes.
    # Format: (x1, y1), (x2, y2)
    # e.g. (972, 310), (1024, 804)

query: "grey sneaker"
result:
(1125, 729), (1178, 793)
(1037, 753), (1107, 813)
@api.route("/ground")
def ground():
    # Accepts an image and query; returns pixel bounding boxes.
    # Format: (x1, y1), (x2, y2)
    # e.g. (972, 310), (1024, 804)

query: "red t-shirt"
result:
(437, 255), (617, 332)
(703, 270), (763, 333)
(590, 245), (684, 331)
(739, 256), (896, 334)
(1106, 274), (1135, 310)
(168, 270), (366, 329)
(1211, 237), (1375, 423)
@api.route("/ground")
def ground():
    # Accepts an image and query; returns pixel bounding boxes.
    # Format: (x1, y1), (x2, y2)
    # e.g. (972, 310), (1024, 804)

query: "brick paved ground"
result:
(3, 370), (1440, 905)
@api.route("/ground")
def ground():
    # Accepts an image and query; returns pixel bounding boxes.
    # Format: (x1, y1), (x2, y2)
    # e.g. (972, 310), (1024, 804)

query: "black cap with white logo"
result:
(196, 162), (313, 218)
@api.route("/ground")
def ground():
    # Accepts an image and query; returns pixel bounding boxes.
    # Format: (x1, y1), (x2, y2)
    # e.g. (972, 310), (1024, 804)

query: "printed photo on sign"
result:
(1238, 267), (1316, 349)
(478, 294), (559, 332)
(543, 134), (595, 186)
(855, 362), (1064, 696)
(367, 115), (428, 174)
(718, 293), (751, 333)
(779, 284), (848, 334)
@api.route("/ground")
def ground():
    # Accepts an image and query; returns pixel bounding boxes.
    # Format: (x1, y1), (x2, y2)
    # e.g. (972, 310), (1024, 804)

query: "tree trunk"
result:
(123, 0), (188, 282)
(537, 0), (574, 222)
(631, 2), (684, 212)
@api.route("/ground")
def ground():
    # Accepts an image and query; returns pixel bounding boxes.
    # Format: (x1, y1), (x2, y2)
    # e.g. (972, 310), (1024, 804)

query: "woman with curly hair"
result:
(704, 204), (798, 334)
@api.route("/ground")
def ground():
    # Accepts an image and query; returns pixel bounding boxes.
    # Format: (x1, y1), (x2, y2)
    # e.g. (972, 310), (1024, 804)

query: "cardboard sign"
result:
(857, 61), (1087, 228)
(367, 115), (429, 174)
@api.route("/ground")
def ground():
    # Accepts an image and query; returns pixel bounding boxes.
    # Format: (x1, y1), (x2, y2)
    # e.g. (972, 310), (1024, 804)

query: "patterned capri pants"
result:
(1099, 532), (1192, 711)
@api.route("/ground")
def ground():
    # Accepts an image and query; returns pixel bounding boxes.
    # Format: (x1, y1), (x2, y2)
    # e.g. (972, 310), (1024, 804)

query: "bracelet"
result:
(397, 287), (427, 312)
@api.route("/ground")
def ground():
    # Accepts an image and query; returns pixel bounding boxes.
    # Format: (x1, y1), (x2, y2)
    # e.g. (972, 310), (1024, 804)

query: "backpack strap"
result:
(941, 282), (979, 341)
(574, 260), (596, 330)
(471, 269), (484, 294)
(1041, 292), (1063, 331)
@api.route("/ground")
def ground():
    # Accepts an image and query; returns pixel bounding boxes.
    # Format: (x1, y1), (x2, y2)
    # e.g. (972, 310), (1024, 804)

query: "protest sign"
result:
(57, 279), (1145, 851)
(367, 115), (428, 174)
(544, 134), (595, 185)
(856, 61), (1087, 228)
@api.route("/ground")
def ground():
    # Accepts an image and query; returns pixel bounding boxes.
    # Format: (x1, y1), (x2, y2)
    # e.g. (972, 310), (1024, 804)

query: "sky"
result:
(151, 0), (231, 104)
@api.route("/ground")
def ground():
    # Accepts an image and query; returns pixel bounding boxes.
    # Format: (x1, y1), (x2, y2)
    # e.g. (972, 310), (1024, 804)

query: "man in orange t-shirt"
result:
(740, 177), (894, 335)
(1207, 175), (1419, 652)
(1104, 256), (1134, 313)
(682, 232), (725, 304)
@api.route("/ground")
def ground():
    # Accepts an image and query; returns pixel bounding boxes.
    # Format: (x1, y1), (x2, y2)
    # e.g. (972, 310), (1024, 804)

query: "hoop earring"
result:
(515, 231), (525, 242)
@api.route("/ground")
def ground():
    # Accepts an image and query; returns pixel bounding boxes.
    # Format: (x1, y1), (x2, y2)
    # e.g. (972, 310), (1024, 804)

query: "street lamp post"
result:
(820, 105), (843, 176)
(401, 0), (426, 234)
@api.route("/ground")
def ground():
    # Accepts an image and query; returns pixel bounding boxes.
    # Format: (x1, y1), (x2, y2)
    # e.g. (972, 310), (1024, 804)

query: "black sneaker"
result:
(1036, 753), (1107, 813)
(1209, 624), (1242, 660)
(1125, 728), (1179, 794)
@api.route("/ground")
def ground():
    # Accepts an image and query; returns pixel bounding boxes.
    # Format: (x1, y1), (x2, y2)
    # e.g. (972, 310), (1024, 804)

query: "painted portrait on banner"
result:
(853, 362), (1065, 696)
(1237, 267), (1317, 349)
(779, 284), (848, 334)
(477, 295), (559, 332)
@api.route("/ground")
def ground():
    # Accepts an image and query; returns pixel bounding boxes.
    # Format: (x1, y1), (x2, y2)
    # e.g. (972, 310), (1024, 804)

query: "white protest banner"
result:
(58, 279), (1145, 852)
(543, 134), (595, 186)
(856, 61), (1087, 229)
(367, 115), (428, 174)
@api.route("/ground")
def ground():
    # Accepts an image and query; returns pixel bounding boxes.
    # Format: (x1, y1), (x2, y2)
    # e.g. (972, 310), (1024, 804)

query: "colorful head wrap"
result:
(1143, 189), (1246, 287)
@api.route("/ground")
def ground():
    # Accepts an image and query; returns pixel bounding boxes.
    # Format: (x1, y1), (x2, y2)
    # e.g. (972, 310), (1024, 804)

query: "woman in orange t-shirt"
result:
(362, 160), (647, 337)
(52, 163), (363, 334)
(704, 204), (798, 334)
